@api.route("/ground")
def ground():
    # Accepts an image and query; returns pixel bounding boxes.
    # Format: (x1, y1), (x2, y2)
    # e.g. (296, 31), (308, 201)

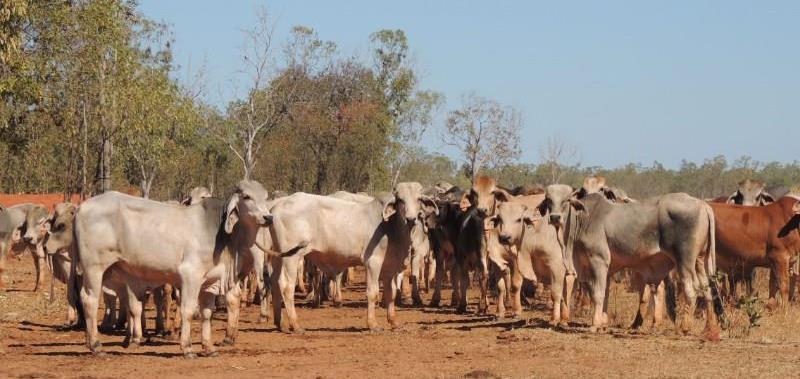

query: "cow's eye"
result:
(517, 218), (522, 223)
(242, 194), (251, 200)
(53, 223), (64, 232)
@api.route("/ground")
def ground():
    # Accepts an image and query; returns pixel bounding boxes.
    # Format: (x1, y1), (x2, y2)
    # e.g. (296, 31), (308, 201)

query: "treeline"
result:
(2, 1), (798, 201)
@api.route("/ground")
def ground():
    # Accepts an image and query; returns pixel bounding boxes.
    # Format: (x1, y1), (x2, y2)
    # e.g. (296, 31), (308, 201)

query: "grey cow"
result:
(541, 184), (721, 339)
(74, 180), (273, 357)
(0, 203), (49, 291)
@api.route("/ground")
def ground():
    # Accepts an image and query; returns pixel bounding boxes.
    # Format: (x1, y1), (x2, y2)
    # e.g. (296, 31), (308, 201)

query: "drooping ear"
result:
(224, 193), (240, 234)
(572, 187), (587, 199)
(420, 196), (439, 216)
(459, 193), (472, 212)
(492, 188), (513, 203)
(726, 191), (742, 205)
(522, 207), (539, 225)
(569, 198), (586, 211)
(601, 187), (617, 202)
(758, 192), (775, 205)
(382, 200), (397, 221)
(484, 216), (498, 231)
(536, 199), (550, 217)
(793, 201), (800, 215)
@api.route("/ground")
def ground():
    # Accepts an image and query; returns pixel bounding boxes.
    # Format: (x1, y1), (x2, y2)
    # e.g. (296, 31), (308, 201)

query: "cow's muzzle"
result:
(262, 214), (274, 226)
(498, 234), (512, 245)
(23, 235), (35, 244)
(549, 214), (561, 224)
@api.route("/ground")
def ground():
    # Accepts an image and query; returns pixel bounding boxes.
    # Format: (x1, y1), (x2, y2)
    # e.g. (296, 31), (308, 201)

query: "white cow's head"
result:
(489, 201), (538, 246)
(44, 202), (77, 255)
(383, 182), (438, 227)
(20, 204), (49, 245)
(224, 180), (273, 234)
(182, 186), (212, 206)
(540, 184), (585, 228)
(727, 179), (774, 206)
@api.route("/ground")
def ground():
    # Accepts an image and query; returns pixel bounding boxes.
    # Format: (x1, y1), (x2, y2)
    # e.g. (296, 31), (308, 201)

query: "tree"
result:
(215, 8), (298, 180)
(442, 93), (522, 183)
(539, 134), (579, 184)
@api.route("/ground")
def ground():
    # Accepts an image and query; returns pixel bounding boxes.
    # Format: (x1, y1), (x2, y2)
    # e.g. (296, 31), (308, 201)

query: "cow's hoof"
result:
(124, 340), (140, 349)
(258, 315), (269, 323)
(456, 307), (468, 315)
(548, 319), (559, 327)
(184, 352), (198, 359)
(221, 337), (235, 346)
(199, 350), (219, 358)
(703, 326), (721, 342)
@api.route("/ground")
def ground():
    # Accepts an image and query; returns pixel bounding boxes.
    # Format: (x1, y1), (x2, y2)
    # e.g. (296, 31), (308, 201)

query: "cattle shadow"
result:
(18, 320), (63, 330)
(31, 350), (183, 358)
(417, 316), (495, 326)
(450, 318), (527, 332)
(305, 326), (370, 333)
(27, 342), (84, 347)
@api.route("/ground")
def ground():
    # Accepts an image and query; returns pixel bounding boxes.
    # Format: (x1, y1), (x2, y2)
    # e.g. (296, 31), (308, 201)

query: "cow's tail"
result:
(48, 253), (55, 303)
(704, 203), (725, 324)
(70, 221), (86, 328)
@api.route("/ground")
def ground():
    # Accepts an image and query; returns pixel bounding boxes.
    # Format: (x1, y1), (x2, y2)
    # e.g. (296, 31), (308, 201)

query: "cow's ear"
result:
(572, 187), (587, 199)
(420, 196), (439, 216)
(536, 199), (550, 216)
(726, 191), (742, 204)
(484, 216), (498, 231)
(759, 192), (775, 205)
(793, 201), (800, 215)
(569, 198), (586, 211)
(459, 193), (472, 212)
(522, 207), (539, 225)
(181, 197), (192, 206)
(224, 193), (240, 234)
(601, 188), (617, 202)
(493, 188), (513, 203)
(382, 200), (397, 222)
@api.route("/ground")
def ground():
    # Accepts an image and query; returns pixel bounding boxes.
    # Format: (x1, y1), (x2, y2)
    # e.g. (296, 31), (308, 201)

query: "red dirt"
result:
(1, 257), (800, 378)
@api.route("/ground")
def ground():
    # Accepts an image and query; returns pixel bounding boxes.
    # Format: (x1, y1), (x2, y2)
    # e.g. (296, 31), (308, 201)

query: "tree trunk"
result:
(95, 135), (112, 194)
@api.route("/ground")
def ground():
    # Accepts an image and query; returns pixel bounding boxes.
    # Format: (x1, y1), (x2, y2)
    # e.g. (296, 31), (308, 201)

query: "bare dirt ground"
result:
(2, 257), (800, 379)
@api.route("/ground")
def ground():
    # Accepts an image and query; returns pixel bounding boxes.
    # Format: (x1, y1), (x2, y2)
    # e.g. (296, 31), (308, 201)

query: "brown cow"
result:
(710, 197), (800, 307)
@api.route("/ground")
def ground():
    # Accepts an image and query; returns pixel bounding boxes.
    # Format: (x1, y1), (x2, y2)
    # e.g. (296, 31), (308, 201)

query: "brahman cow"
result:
(542, 185), (720, 339)
(267, 182), (436, 332)
(710, 197), (800, 308)
(488, 190), (574, 324)
(74, 180), (272, 357)
(0, 203), (49, 291)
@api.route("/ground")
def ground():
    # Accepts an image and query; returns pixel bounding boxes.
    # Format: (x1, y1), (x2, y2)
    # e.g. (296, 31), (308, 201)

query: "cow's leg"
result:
(124, 288), (143, 348)
(365, 258), (384, 331)
(31, 245), (46, 292)
(80, 267), (105, 355)
(382, 273), (400, 329)
(411, 272), (424, 306)
(631, 281), (648, 330)
(477, 255), (489, 315)
(495, 269), (507, 319)
(562, 272), (576, 322)
(254, 253), (269, 322)
(259, 258), (271, 322)
(66, 270), (79, 326)
(430, 252), (445, 307)
(425, 256), (436, 293)
(455, 263), (469, 314)
(178, 276), (202, 358)
(675, 260), (699, 335)
(278, 256), (303, 333)
(694, 257), (721, 341)
(652, 281), (666, 328)
(100, 291), (117, 332)
(296, 258), (307, 296)
(154, 285), (167, 336)
(772, 254), (790, 307)
(549, 263), (566, 326)
(588, 259), (609, 333)
(332, 271), (343, 308)
(310, 264), (322, 308)
(270, 258), (284, 330)
(198, 290), (218, 357)
(510, 263), (523, 318)
(223, 281), (242, 345)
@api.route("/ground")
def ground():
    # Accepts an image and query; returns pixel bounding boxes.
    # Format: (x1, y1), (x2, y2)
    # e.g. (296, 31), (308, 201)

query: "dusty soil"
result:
(2, 257), (799, 379)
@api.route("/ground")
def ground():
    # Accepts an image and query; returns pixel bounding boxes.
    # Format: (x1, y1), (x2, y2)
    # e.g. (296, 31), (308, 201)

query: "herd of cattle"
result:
(1, 177), (800, 358)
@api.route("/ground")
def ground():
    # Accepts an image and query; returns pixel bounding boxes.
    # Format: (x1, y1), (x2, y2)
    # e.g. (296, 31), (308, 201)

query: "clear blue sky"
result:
(139, 1), (800, 169)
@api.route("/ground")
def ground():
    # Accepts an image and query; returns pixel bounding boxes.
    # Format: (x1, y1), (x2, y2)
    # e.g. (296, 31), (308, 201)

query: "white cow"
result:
(268, 182), (437, 332)
(74, 180), (273, 357)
